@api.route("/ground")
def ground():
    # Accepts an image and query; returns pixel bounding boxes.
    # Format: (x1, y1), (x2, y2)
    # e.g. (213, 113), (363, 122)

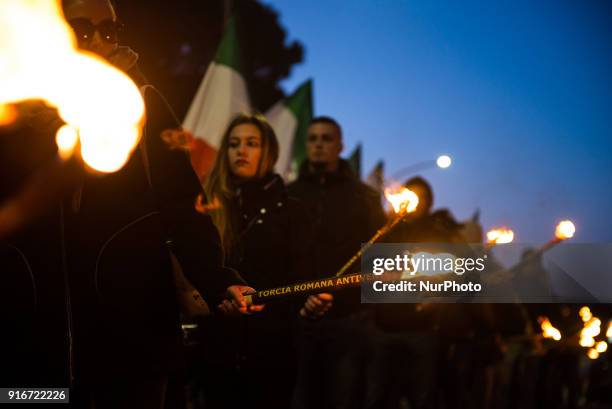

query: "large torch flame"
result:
(555, 220), (575, 241)
(0, 0), (145, 173)
(384, 187), (419, 214)
(486, 227), (514, 244)
(538, 316), (561, 341)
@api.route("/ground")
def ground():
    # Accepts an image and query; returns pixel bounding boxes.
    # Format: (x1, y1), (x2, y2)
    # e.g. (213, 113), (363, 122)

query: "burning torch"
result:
(485, 226), (515, 252)
(244, 186), (420, 305)
(578, 306), (609, 360)
(486, 227), (514, 246)
(334, 186), (419, 277)
(538, 316), (562, 341)
(0, 0), (145, 171)
(0, 0), (145, 238)
(509, 219), (576, 273)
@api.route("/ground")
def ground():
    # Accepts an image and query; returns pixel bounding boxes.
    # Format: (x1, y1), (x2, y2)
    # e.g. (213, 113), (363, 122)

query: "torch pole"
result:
(243, 271), (405, 306)
(484, 238), (565, 286)
(334, 210), (409, 277)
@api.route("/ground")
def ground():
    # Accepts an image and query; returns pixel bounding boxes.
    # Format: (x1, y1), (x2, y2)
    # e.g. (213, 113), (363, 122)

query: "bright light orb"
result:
(436, 155), (452, 169)
(555, 220), (576, 240)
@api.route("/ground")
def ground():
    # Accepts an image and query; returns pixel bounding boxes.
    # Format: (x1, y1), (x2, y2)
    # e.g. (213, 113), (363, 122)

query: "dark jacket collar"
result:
(297, 159), (357, 185)
(234, 173), (285, 208)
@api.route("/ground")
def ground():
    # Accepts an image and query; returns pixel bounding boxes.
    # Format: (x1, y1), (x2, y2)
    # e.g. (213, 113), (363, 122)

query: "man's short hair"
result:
(309, 116), (342, 139)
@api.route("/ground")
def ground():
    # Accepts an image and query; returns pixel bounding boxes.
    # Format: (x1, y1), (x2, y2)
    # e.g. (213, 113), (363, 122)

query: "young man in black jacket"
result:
(288, 116), (387, 409)
(0, 1), (252, 407)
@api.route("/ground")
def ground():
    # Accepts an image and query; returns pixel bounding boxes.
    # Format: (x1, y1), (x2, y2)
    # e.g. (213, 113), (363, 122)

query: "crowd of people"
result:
(1, 1), (611, 409)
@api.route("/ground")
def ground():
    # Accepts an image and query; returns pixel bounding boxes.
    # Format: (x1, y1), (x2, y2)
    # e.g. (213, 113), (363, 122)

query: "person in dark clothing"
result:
(0, 1), (252, 407)
(372, 176), (451, 409)
(287, 116), (387, 409)
(196, 113), (332, 409)
(372, 176), (499, 409)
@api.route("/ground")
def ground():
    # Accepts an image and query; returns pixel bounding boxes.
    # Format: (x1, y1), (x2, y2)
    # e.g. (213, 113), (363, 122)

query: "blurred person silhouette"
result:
(0, 1), (253, 407)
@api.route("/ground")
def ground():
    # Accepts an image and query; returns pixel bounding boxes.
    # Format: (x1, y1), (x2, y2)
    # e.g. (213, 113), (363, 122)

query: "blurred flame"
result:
(384, 187), (419, 214)
(555, 220), (575, 241)
(55, 124), (78, 161)
(0, 104), (18, 126)
(587, 348), (600, 360)
(585, 317), (602, 335)
(580, 337), (595, 348)
(579, 306), (592, 323)
(607, 320), (612, 342)
(486, 227), (514, 244)
(0, 0), (144, 173)
(538, 316), (561, 341)
(580, 316), (601, 348)
(595, 341), (607, 353)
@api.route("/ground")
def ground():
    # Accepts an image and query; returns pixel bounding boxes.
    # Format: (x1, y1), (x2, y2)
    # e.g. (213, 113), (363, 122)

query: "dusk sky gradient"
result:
(265, 0), (612, 243)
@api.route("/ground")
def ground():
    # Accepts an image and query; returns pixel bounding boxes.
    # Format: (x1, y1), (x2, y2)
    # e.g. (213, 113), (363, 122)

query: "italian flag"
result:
(265, 79), (313, 180)
(183, 18), (251, 181)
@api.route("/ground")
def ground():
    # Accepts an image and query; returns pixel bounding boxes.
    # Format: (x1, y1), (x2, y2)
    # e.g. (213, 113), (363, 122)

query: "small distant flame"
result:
(595, 341), (607, 353)
(384, 187), (419, 214)
(539, 316), (561, 341)
(555, 220), (575, 241)
(587, 348), (600, 360)
(579, 306), (592, 323)
(582, 318), (602, 338)
(486, 227), (514, 244)
(580, 316), (601, 349)
(579, 337), (595, 348)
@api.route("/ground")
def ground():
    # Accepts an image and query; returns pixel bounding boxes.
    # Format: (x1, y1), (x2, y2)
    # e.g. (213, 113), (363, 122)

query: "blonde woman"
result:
(198, 113), (332, 409)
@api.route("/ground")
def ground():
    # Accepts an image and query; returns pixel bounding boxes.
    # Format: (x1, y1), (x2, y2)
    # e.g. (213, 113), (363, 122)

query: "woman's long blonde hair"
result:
(204, 113), (279, 257)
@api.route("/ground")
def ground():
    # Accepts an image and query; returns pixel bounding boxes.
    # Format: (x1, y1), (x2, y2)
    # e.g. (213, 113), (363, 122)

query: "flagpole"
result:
(223, 0), (233, 26)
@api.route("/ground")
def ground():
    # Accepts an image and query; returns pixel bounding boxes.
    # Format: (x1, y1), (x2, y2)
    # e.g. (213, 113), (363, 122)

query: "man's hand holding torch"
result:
(300, 293), (334, 319)
(219, 285), (265, 316)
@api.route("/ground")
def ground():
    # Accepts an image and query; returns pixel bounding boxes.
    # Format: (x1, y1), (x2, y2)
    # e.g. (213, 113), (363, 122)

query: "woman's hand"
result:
(300, 293), (333, 319)
(218, 285), (265, 316)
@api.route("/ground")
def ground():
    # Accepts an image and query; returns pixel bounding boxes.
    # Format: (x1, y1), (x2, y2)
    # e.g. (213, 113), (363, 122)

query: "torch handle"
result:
(244, 273), (368, 305)
(335, 214), (407, 277)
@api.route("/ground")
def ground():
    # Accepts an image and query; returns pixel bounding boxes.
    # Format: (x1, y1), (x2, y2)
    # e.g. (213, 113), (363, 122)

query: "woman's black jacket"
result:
(198, 173), (314, 369)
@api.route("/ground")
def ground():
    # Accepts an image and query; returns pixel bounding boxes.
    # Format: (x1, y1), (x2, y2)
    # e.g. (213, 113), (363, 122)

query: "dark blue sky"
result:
(266, 0), (612, 243)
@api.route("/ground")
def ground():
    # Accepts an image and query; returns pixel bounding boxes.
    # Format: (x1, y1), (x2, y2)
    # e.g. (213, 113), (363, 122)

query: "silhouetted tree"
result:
(113, 0), (303, 118)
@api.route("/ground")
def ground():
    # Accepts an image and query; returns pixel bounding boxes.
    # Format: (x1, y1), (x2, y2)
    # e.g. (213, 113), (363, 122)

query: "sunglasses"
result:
(68, 18), (123, 44)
